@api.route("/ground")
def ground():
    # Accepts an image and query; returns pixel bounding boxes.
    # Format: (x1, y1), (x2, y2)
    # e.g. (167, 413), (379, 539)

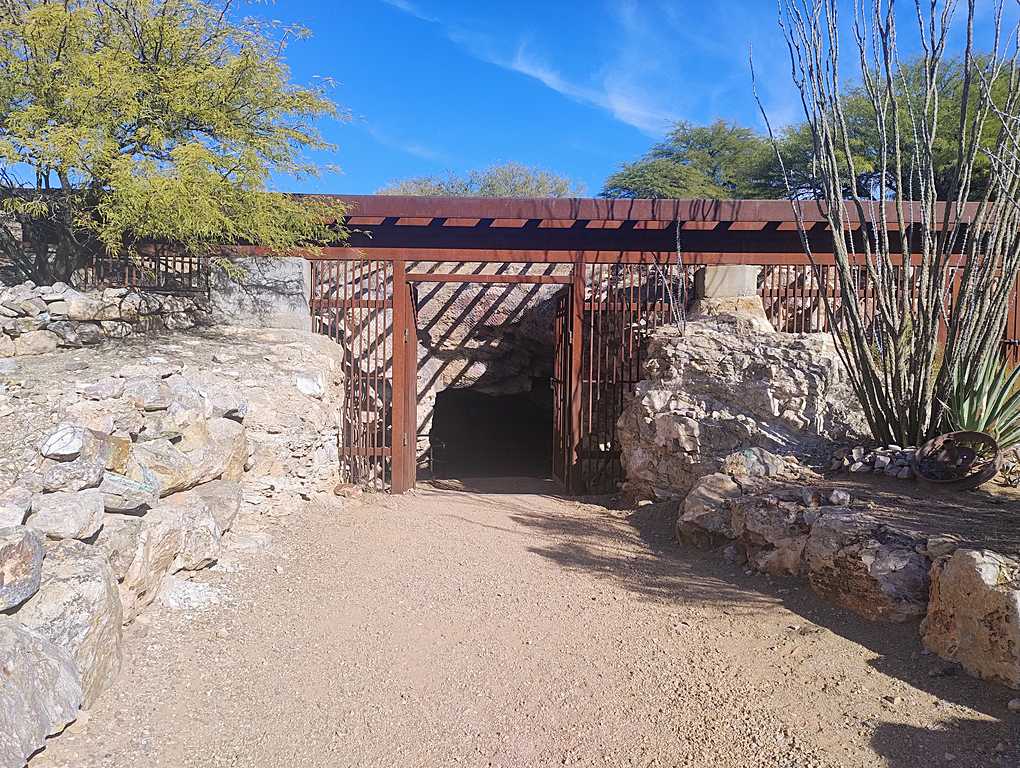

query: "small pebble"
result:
(1008, 698), (1020, 712)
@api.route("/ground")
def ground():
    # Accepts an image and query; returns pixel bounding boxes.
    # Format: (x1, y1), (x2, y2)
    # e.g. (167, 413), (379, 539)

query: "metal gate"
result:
(309, 258), (416, 493)
(551, 287), (571, 488)
(573, 262), (684, 493)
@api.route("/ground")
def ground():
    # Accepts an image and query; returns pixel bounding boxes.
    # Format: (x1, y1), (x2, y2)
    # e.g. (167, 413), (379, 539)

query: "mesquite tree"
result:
(759, 0), (1020, 446)
(0, 0), (345, 283)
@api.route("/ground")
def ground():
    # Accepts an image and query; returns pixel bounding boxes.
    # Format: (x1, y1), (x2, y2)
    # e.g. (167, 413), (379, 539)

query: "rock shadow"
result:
(508, 499), (1020, 763)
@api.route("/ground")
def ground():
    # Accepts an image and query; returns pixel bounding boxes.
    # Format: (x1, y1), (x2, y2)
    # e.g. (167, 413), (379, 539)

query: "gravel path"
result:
(30, 480), (1020, 767)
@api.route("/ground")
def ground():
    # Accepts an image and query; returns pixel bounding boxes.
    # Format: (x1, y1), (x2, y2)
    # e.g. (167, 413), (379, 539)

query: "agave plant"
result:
(947, 353), (1020, 450)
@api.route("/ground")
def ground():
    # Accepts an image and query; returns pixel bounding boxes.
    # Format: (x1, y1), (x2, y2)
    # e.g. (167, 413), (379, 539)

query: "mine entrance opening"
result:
(429, 378), (554, 479)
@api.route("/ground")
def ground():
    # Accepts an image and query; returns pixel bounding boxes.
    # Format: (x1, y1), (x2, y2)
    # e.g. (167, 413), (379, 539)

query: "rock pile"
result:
(679, 452), (1020, 690)
(617, 316), (869, 501)
(0, 282), (204, 358)
(831, 444), (917, 480)
(0, 326), (344, 768)
(678, 449), (931, 623)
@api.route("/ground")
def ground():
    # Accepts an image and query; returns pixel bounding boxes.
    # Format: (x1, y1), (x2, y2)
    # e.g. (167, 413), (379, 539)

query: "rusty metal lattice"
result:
(309, 258), (415, 493)
(306, 195), (1020, 495)
(84, 245), (209, 295)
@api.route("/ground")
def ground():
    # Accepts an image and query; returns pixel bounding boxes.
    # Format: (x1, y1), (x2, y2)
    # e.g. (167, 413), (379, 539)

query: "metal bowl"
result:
(913, 431), (1002, 490)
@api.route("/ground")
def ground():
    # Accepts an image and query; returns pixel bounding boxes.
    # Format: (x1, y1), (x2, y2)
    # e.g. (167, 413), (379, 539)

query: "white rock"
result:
(40, 423), (87, 461)
(16, 540), (123, 707)
(27, 489), (106, 541)
(295, 371), (326, 399)
(156, 575), (223, 611)
(0, 618), (83, 768)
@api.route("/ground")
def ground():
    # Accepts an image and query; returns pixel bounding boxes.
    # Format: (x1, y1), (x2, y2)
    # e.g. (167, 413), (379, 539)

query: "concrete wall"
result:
(210, 256), (312, 331)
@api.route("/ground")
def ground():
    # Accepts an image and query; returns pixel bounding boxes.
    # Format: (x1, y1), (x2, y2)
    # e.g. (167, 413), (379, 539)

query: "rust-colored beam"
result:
(325, 194), (983, 225)
(405, 273), (572, 284)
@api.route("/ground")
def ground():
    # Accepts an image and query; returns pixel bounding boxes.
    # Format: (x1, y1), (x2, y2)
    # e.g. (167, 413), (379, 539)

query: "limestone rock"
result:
(677, 473), (741, 548)
(0, 334), (14, 358)
(168, 480), (241, 533)
(617, 317), (867, 499)
(146, 496), (222, 572)
(27, 489), (105, 541)
(0, 487), (32, 528)
(803, 509), (930, 622)
(922, 549), (1020, 689)
(97, 470), (160, 514)
(731, 496), (811, 576)
(0, 618), (83, 768)
(16, 540), (123, 707)
(13, 329), (59, 356)
(0, 526), (44, 611)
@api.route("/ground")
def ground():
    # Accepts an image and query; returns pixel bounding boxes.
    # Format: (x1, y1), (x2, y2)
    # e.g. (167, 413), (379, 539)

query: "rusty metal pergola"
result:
(305, 195), (1017, 495)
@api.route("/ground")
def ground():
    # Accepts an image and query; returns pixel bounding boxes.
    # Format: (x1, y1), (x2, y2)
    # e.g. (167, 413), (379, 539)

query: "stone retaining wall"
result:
(1, 281), (206, 357)
(0, 327), (343, 767)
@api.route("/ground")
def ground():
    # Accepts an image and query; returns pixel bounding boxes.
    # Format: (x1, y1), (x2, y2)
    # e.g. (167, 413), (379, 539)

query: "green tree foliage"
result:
(604, 58), (1009, 201)
(0, 0), (345, 282)
(379, 162), (583, 198)
(603, 121), (772, 199)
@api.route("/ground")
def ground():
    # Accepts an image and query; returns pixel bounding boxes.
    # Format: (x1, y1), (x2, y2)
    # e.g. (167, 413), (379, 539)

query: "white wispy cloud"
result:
(379, 0), (677, 135)
(378, 0), (437, 23)
(364, 124), (447, 163)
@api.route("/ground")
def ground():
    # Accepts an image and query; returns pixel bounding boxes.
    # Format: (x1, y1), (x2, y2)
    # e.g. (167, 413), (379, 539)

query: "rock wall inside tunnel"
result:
(412, 264), (568, 476)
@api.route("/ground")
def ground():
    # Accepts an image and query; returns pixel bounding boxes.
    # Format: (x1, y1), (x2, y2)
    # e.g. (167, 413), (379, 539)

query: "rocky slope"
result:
(0, 326), (343, 767)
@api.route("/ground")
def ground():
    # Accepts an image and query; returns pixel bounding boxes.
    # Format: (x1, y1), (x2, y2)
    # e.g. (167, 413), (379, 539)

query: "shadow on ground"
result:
(503, 498), (1020, 768)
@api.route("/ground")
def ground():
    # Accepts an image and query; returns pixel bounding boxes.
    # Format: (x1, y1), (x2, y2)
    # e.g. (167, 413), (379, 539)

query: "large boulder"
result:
(617, 316), (867, 499)
(677, 473), (741, 548)
(26, 489), (105, 541)
(13, 329), (59, 356)
(803, 510), (930, 622)
(922, 549), (1020, 688)
(98, 512), (183, 623)
(731, 495), (813, 576)
(145, 496), (222, 572)
(0, 618), (83, 768)
(167, 480), (241, 533)
(16, 541), (123, 707)
(0, 526), (44, 611)
(129, 417), (247, 497)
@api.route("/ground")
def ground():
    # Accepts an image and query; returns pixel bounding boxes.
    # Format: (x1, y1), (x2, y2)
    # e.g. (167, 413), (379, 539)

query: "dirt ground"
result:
(29, 479), (1020, 768)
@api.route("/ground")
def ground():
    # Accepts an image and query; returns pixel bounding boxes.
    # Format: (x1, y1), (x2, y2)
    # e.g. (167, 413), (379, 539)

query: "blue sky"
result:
(260, 0), (1014, 196)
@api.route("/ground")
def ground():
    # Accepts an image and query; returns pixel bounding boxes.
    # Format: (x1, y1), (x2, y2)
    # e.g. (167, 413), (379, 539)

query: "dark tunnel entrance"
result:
(429, 378), (554, 479)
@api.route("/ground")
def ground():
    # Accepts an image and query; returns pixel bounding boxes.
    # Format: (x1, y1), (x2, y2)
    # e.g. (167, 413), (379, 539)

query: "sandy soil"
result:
(29, 479), (1020, 768)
